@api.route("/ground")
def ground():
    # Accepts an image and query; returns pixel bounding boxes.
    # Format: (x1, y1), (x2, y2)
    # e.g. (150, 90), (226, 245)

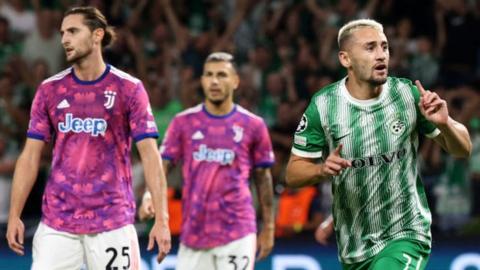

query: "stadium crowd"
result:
(0, 0), (479, 242)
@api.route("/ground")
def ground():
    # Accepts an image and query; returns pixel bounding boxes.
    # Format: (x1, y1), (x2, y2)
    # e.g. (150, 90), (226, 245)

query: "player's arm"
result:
(139, 159), (172, 221)
(287, 98), (350, 187)
(415, 80), (472, 158)
(432, 118), (471, 158)
(286, 154), (324, 187)
(286, 145), (351, 188)
(6, 138), (45, 256)
(136, 138), (171, 263)
(253, 167), (275, 260)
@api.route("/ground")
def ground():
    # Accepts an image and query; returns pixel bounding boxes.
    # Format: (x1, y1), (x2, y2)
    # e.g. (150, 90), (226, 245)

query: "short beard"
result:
(67, 47), (92, 64)
(206, 92), (231, 106)
(208, 98), (225, 106)
(368, 77), (387, 86)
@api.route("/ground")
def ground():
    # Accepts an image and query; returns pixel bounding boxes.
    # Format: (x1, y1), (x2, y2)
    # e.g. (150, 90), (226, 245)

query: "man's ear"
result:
(93, 28), (105, 45)
(233, 73), (240, 90)
(338, 51), (351, 69)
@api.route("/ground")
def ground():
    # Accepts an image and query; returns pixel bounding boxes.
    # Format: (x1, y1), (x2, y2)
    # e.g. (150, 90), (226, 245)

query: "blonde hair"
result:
(204, 52), (237, 72)
(337, 19), (384, 49)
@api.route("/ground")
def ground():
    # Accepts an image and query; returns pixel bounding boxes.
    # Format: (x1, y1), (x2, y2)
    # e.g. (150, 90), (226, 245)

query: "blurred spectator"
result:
(22, 9), (64, 73)
(178, 66), (202, 108)
(244, 44), (275, 96)
(470, 116), (480, 219)
(148, 77), (183, 144)
(389, 17), (415, 77)
(435, 155), (471, 232)
(0, 0), (36, 37)
(275, 186), (322, 237)
(436, 0), (480, 87)
(0, 70), (29, 147)
(0, 135), (16, 227)
(104, 29), (142, 76)
(269, 101), (305, 184)
(409, 36), (439, 88)
(236, 67), (259, 111)
(431, 85), (479, 233)
(25, 59), (50, 90)
(0, 16), (21, 70)
(260, 72), (285, 126)
(293, 41), (320, 100)
(218, 0), (262, 59)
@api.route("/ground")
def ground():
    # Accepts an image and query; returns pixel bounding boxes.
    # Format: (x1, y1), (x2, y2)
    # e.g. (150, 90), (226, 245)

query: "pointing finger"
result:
(415, 80), (426, 96)
(333, 144), (343, 156)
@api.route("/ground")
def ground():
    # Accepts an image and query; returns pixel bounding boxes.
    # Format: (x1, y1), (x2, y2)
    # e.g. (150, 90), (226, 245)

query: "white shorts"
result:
(32, 222), (141, 270)
(176, 233), (256, 270)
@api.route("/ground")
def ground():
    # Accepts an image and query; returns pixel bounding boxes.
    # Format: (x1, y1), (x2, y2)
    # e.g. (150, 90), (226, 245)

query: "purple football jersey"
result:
(27, 65), (158, 234)
(161, 104), (274, 248)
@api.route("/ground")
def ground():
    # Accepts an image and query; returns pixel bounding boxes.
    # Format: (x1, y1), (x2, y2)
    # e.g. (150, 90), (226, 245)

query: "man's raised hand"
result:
(415, 80), (449, 125)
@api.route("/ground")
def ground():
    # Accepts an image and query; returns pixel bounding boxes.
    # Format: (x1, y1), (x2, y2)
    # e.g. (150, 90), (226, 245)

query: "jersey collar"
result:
(339, 77), (390, 107)
(72, 64), (111, 85)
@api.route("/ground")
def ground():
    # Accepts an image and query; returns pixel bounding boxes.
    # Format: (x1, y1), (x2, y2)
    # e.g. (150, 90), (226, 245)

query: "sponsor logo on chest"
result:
(193, 144), (235, 165)
(58, 113), (107, 136)
(350, 148), (407, 169)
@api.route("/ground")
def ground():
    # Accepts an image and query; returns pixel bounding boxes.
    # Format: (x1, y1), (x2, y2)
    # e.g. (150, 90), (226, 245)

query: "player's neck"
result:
(204, 100), (234, 116)
(72, 52), (107, 82)
(345, 76), (382, 100)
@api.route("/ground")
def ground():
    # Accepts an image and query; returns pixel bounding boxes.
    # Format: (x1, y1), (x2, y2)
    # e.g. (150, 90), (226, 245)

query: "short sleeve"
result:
(252, 119), (275, 168)
(291, 97), (326, 158)
(128, 82), (159, 142)
(27, 85), (52, 142)
(160, 116), (182, 163)
(409, 80), (440, 138)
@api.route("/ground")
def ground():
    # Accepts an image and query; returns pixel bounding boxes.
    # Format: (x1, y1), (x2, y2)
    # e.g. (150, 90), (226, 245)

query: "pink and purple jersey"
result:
(161, 104), (274, 249)
(27, 65), (158, 234)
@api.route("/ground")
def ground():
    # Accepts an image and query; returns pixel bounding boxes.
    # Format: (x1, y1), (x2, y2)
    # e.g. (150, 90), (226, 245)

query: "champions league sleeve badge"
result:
(296, 114), (308, 134)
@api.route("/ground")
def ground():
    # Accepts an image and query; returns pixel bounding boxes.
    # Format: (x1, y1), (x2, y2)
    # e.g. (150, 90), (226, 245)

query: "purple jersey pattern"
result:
(27, 65), (158, 234)
(161, 104), (274, 249)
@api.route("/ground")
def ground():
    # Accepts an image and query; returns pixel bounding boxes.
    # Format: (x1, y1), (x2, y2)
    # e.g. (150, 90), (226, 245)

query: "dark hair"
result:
(64, 6), (116, 48)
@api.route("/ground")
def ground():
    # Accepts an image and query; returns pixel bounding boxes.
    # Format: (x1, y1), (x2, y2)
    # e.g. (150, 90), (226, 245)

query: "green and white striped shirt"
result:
(292, 77), (440, 264)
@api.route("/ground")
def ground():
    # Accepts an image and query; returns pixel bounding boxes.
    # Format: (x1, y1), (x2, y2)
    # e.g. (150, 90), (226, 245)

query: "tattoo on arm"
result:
(254, 168), (275, 228)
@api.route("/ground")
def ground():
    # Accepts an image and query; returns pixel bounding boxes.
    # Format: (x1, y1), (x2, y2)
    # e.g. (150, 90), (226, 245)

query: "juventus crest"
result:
(233, 125), (243, 142)
(104, 91), (116, 109)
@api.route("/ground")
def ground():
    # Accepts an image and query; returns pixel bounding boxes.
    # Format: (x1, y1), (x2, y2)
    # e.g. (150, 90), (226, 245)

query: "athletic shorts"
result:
(176, 233), (256, 270)
(342, 238), (430, 270)
(32, 222), (141, 270)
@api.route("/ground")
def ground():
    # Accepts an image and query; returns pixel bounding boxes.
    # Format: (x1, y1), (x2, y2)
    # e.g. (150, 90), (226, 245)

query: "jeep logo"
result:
(193, 144), (235, 165)
(58, 113), (107, 136)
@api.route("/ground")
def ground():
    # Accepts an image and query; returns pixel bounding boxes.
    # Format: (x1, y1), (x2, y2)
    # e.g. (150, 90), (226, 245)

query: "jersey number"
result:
(228, 255), (250, 270)
(105, 246), (130, 270)
(402, 253), (423, 270)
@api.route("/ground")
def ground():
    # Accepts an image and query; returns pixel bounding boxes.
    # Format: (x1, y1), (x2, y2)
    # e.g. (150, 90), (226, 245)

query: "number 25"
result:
(105, 246), (130, 270)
